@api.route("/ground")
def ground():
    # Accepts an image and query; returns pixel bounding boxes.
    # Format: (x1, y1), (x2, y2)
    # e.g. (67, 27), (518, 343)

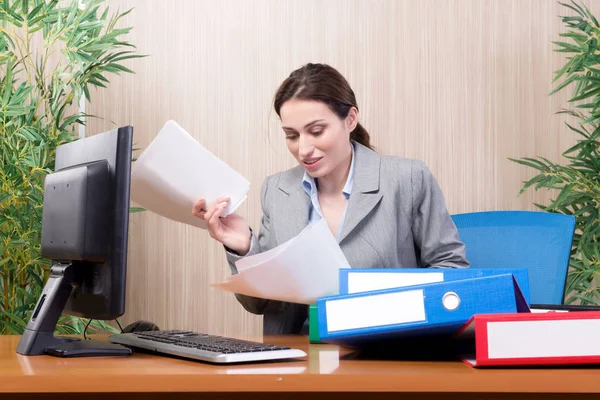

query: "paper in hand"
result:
(212, 219), (351, 304)
(130, 120), (250, 229)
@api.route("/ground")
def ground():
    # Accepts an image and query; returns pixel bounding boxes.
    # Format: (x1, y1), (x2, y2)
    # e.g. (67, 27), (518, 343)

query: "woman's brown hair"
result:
(273, 63), (373, 150)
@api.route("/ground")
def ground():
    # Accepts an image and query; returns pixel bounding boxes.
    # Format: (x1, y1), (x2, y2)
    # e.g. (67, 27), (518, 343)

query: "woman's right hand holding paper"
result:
(192, 197), (252, 256)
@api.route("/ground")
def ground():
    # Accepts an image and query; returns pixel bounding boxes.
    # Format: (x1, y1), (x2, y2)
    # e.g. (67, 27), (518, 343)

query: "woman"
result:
(193, 63), (469, 334)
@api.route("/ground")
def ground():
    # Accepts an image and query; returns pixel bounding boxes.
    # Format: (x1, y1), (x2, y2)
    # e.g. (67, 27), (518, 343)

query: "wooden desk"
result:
(2, 334), (600, 399)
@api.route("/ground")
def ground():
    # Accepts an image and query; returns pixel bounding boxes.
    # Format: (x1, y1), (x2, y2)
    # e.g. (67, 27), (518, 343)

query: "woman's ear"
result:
(346, 107), (359, 132)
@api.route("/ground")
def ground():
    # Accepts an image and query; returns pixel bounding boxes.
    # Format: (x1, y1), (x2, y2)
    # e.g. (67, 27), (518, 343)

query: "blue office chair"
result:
(451, 211), (576, 306)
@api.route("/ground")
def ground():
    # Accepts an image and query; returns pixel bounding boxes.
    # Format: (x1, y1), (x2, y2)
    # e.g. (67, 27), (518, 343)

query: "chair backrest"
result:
(451, 211), (575, 305)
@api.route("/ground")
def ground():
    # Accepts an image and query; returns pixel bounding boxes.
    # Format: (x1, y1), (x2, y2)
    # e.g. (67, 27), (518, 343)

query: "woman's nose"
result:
(298, 135), (314, 158)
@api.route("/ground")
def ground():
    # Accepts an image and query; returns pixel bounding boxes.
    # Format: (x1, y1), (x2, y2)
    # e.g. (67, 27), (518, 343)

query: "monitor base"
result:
(17, 329), (78, 356)
(45, 339), (131, 357)
(16, 263), (129, 357)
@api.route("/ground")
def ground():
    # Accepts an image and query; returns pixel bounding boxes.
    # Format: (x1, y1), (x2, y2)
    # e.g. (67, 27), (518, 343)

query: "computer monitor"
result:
(16, 126), (134, 357)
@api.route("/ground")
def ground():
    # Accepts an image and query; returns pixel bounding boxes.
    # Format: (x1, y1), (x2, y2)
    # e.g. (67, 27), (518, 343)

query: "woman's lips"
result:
(302, 157), (323, 169)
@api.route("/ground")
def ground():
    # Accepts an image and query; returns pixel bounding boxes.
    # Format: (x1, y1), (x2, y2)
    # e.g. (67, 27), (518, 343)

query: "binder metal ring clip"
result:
(442, 292), (460, 311)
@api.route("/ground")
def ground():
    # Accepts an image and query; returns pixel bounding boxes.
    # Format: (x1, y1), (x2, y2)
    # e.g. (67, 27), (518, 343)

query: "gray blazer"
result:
(226, 141), (469, 334)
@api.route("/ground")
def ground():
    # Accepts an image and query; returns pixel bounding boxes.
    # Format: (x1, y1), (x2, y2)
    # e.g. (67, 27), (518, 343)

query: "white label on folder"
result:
(347, 272), (444, 294)
(487, 319), (600, 359)
(325, 290), (426, 332)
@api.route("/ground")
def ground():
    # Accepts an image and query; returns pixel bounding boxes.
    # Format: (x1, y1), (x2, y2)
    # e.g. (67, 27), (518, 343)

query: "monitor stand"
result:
(16, 263), (131, 357)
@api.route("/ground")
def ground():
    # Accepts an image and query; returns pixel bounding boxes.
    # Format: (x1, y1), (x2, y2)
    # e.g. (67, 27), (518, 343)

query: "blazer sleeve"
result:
(410, 160), (469, 269)
(224, 175), (288, 315)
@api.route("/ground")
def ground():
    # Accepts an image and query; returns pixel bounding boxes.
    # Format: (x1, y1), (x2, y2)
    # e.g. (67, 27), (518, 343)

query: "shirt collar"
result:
(302, 142), (355, 199)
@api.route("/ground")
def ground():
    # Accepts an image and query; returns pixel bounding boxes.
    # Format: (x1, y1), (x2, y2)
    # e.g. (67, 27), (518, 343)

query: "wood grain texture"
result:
(4, 335), (600, 397)
(85, 0), (600, 337)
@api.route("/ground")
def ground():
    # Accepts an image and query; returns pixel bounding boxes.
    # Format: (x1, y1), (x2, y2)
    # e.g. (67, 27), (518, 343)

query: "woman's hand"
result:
(192, 197), (251, 255)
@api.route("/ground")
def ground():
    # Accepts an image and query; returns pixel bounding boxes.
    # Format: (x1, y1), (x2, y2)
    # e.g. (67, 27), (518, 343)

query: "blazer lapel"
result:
(273, 143), (382, 245)
(338, 142), (383, 244)
(274, 166), (311, 244)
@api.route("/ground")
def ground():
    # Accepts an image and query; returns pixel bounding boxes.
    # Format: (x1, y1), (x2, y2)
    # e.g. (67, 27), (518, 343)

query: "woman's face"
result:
(280, 99), (357, 179)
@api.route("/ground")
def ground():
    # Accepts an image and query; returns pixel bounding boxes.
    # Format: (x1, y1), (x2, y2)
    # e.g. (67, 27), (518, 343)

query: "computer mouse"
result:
(122, 320), (160, 333)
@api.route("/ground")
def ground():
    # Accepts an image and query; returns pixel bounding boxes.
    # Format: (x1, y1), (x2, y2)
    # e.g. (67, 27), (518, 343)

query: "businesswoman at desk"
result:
(193, 63), (469, 334)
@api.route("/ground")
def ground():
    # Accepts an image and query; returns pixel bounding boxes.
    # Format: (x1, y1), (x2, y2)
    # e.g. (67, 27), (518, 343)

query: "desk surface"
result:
(3, 334), (600, 398)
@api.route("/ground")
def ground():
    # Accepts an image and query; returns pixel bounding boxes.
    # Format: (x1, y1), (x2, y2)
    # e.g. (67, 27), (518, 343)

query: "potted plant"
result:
(0, 0), (143, 334)
(511, 1), (600, 305)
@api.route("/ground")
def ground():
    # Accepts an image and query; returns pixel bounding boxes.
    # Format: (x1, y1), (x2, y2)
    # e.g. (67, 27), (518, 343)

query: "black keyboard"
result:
(109, 330), (307, 363)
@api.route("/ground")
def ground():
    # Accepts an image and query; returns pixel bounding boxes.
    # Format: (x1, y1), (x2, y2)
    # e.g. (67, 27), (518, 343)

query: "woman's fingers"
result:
(211, 202), (227, 224)
(192, 198), (206, 218)
(207, 202), (228, 236)
(193, 197), (230, 219)
(203, 203), (219, 223)
(196, 198), (232, 240)
(215, 196), (230, 204)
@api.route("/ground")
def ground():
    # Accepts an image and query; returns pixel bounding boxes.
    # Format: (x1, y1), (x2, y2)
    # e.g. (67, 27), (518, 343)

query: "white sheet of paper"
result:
(212, 219), (351, 304)
(130, 120), (250, 229)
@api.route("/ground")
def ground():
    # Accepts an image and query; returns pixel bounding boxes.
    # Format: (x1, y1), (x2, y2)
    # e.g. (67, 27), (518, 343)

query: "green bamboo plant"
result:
(0, 0), (143, 334)
(511, 1), (600, 305)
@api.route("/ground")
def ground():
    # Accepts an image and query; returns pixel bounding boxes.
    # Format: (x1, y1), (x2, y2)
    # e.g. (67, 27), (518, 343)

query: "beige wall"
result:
(87, 0), (598, 337)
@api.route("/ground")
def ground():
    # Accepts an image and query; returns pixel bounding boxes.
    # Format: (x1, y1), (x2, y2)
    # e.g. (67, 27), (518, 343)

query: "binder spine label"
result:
(487, 319), (600, 359)
(325, 289), (426, 332)
(347, 272), (444, 294)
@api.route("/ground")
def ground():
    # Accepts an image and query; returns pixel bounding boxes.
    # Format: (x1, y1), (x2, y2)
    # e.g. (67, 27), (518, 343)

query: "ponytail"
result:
(350, 123), (373, 150)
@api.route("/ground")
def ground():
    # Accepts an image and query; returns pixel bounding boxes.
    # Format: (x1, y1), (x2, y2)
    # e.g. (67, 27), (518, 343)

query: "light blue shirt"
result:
(302, 143), (355, 242)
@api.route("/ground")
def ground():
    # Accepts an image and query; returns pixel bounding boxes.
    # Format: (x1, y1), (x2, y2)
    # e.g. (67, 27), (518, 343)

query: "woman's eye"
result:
(285, 134), (298, 140)
(311, 130), (323, 136)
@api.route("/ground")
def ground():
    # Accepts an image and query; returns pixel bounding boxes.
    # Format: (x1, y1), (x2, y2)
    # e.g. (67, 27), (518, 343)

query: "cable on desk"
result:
(83, 319), (92, 340)
(115, 318), (124, 333)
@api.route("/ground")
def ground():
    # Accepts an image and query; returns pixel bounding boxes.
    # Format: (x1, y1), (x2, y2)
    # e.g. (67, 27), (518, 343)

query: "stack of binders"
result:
(314, 268), (531, 347)
(312, 268), (600, 367)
